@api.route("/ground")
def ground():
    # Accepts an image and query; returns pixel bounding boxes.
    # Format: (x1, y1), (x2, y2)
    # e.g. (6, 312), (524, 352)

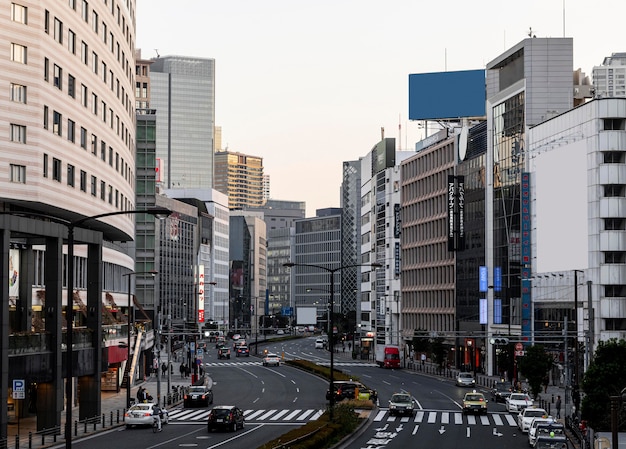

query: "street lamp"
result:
(122, 270), (158, 409)
(283, 261), (381, 419)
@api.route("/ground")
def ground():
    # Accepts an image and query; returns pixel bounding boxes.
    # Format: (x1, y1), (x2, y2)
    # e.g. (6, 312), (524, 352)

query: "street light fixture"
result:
(283, 261), (382, 419)
(122, 270), (158, 409)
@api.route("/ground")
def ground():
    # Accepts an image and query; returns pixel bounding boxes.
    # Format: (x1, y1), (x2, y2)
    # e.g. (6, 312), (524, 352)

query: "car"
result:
(215, 336), (226, 348)
(233, 340), (247, 349)
(533, 434), (568, 449)
(506, 392), (534, 413)
(462, 391), (488, 414)
(206, 405), (245, 432)
(517, 407), (549, 433)
(276, 329), (285, 335)
(456, 372), (476, 387)
(326, 381), (378, 402)
(235, 345), (249, 357)
(528, 419), (563, 446)
(184, 385), (214, 408)
(388, 392), (415, 416)
(124, 403), (169, 428)
(262, 353), (281, 366)
(232, 334), (241, 341)
(491, 380), (513, 403)
(315, 339), (325, 349)
(217, 345), (231, 359)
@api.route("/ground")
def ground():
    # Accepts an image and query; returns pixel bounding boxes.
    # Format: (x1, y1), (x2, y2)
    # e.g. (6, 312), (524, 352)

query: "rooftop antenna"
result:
(398, 114), (402, 151)
(528, 27), (536, 38)
(155, 49), (160, 58)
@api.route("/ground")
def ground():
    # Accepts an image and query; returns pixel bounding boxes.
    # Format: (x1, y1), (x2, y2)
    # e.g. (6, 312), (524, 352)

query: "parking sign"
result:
(12, 379), (25, 399)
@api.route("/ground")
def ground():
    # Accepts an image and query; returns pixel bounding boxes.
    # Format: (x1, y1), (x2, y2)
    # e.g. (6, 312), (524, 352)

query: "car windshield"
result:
(212, 409), (233, 418)
(267, 354), (278, 357)
(130, 404), (152, 412)
(466, 394), (483, 401)
(391, 394), (411, 403)
(459, 373), (473, 378)
(510, 394), (530, 401)
(526, 410), (547, 417)
(189, 387), (207, 393)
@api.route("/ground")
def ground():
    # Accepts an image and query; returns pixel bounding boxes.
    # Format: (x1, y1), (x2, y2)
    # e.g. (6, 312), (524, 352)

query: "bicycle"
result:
(152, 416), (161, 433)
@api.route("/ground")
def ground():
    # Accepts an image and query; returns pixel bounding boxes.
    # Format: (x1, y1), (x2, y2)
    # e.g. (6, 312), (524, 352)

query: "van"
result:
(315, 339), (325, 349)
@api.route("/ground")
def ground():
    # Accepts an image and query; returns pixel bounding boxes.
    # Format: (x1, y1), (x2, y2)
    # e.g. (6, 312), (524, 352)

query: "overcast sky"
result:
(136, 0), (625, 216)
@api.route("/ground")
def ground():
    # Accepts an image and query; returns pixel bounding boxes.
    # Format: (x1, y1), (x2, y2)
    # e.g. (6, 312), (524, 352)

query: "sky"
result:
(136, 0), (626, 217)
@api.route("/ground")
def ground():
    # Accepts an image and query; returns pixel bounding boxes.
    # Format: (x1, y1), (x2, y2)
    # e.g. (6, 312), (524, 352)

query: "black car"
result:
(207, 405), (245, 432)
(491, 380), (513, 403)
(184, 385), (214, 408)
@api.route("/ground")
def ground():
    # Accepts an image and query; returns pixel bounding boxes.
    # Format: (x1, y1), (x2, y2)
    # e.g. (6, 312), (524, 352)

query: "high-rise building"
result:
(149, 55), (216, 190)
(593, 52), (626, 98)
(214, 150), (264, 209)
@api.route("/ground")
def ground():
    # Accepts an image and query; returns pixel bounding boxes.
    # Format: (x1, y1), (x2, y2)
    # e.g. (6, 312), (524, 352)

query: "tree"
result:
(516, 344), (553, 399)
(581, 339), (626, 431)
(411, 329), (430, 355)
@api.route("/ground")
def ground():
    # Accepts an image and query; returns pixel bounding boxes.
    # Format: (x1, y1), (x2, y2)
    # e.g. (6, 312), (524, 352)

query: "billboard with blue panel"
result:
(408, 69), (486, 120)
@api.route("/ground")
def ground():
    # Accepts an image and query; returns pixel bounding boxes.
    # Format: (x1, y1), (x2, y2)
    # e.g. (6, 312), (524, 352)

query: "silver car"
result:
(456, 372), (476, 387)
(125, 403), (169, 428)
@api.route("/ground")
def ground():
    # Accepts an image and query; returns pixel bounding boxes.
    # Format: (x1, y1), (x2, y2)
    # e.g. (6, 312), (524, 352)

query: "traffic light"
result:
(490, 337), (509, 345)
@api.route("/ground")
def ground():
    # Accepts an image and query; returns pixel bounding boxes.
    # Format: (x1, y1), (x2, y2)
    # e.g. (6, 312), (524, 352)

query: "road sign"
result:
(12, 379), (25, 399)
(515, 342), (523, 351)
(515, 350), (525, 357)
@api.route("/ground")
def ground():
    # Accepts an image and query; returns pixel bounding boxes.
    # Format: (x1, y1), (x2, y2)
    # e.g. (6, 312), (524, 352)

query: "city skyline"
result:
(136, 0), (626, 216)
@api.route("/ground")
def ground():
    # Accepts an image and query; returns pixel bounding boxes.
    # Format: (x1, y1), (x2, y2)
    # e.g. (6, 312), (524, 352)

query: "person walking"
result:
(179, 363), (185, 378)
(556, 395), (562, 419)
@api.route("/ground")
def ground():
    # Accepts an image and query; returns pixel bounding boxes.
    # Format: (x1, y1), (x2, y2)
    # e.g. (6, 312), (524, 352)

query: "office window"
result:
(101, 100), (106, 122)
(44, 10), (49, 33)
(52, 158), (61, 182)
(81, 41), (88, 64)
(53, 64), (62, 89)
(80, 127), (87, 149)
(68, 74), (75, 98)
(69, 0), (76, 10)
(108, 185), (112, 204)
(43, 154), (48, 178)
(100, 180), (106, 200)
(91, 93), (97, 114)
(102, 61), (107, 83)
(10, 83), (26, 103)
(43, 105), (48, 129)
(11, 43), (26, 64)
(108, 147), (113, 166)
(54, 18), (63, 44)
(92, 52), (98, 74)
(67, 119), (75, 142)
(108, 31), (114, 52)
(91, 175), (97, 196)
(91, 133), (97, 155)
(44, 57), (49, 80)
(81, 84), (88, 107)
(11, 3), (27, 24)
(10, 124), (26, 143)
(81, 0), (88, 22)
(101, 141), (106, 160)
(68, 29), (76, 54)
(80, 170), (87, 192)
(102, 22), (107, 44)
(53, 111), (62, 136)
(10, 164), (26, 183)
(67, 164), (75, 187)
(92, 10), (98, 33)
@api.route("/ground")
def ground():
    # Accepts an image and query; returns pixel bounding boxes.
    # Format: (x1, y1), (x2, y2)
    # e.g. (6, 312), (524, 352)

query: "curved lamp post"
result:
(283, 261), (381, 419)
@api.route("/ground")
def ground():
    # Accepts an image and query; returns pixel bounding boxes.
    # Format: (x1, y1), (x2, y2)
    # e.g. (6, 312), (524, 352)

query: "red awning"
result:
(108, 345), (128, 364)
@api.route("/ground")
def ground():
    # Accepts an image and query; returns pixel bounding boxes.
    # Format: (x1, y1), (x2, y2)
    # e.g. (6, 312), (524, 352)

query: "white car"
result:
(262, 353), (281, 366)
(124, 403), (169, 428)
(517, 407), (548, 433)
(315, 339), (325, 349)
(528, 418), (562, 446)
(455, 372), (476, 387)
(506, 392), (533, 413)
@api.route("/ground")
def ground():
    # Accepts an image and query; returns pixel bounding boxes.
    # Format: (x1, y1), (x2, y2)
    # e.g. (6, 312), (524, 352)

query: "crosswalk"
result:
(168, 408), (519, 427)
(202, 360), (377, 367)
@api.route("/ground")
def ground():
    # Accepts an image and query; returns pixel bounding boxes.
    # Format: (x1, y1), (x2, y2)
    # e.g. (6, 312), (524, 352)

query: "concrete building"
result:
(0, 0), (141, 435)
(214, 150), (264, 209)
(149, 55), (216, 190)
(593, 52), (626, 99)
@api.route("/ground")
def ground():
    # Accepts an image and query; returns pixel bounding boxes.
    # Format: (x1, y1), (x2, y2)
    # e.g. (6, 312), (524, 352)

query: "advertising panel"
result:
(197, 265), (205, 323)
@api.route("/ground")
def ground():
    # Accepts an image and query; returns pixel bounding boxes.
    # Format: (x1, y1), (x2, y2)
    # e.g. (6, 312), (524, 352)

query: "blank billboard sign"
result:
(408, 69), (486, 120)
(296, 307), (318, 325)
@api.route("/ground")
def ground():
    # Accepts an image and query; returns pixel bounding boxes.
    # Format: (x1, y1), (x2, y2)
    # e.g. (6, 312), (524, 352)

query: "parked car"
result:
(262, 353), (281, 366)
(517, 407), (549, 433)
(207, 405), (245, 432)
(506, 392), (534, 413)
(124, 403), (169, 428)
(184, 385), (214, 408)
(388, 392), (415, 416)
(462, 391), (488, 414)
(491, 380), (513, 403)
(455, 372), (476, 387)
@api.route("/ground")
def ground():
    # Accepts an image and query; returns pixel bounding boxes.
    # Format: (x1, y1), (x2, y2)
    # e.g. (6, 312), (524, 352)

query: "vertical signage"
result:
(394, 242), (401, 276)
(479, 298), (487, 324)
(393, 204), (401, 238)
(494, 298), (502, 324)
(447, 175), (465, 251)
(521, 172), (532, 340)
(479, 266), (488, 292)
(494, 266), (502, 292)
(198, 265), (205, 323)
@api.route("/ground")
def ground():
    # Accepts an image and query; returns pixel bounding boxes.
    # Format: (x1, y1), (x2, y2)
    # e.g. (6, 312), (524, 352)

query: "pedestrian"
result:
(161, 362), (167, 376)
(136, 386), (144, 403)
(179, 363), (185, 378)
(556, 395), (562, 419)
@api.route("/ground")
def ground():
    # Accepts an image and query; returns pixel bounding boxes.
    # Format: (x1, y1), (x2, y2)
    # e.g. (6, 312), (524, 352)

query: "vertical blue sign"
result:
(479, 266), (488, 292)
(494, 299), (502, 324)
(494, 267), (502, 292)
(479, 298), (487, 324)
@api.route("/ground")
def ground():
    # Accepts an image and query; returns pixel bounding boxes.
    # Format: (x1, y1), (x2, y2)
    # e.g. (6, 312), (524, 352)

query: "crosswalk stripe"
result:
(441, 412), (449, 424)
(505, 414), (517, 426)
(191, 411), (210, 421)
(270, 410), (290, 420)
(309, 410), (323, 420)
(373, 410), (387, 422)
(283, 409), (302, 420)
(479, 415), (490, 425)
(258, 410), (278, 420)
(427, 412), (437, 423)
(296, 409), (315, 420)
(415, 411), (424, 422)
(245, 409), (265, 420)
(492, 414), (504, 426)
(467, 415), (476, 425)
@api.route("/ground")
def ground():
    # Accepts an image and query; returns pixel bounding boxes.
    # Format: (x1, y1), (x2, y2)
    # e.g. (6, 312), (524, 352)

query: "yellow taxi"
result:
(462, 390), (488, 415)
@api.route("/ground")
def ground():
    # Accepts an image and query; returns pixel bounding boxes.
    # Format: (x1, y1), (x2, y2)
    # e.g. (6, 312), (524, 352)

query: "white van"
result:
(315, 339), (325, 349)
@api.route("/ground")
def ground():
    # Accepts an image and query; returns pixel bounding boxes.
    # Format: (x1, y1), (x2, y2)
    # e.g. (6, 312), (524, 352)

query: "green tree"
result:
(581, 339), (626, 431)
(430, 336), (447, 371)
(516, 345), (553, 399)
(411, 329), (430, 354)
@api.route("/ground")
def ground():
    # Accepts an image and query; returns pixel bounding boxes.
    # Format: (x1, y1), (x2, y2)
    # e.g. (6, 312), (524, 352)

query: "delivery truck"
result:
(375, 345), (401, 368)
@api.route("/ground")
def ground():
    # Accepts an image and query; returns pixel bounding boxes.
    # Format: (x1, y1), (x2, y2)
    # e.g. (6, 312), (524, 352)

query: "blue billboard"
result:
(408, 69), (486, 120)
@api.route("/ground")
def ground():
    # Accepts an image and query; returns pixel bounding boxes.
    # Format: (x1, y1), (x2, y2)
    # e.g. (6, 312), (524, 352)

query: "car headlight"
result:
(390, 404), (397, 409)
